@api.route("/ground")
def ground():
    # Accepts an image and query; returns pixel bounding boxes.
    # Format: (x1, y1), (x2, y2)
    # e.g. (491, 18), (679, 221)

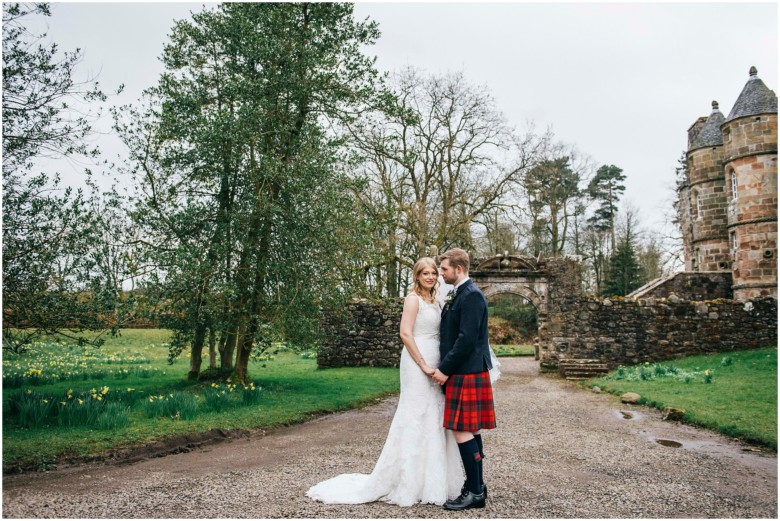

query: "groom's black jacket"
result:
(439, 279), (492, 376)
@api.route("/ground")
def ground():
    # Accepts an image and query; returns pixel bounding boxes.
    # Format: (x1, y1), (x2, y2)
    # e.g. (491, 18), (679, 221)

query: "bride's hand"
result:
(421, 365), (435, 376)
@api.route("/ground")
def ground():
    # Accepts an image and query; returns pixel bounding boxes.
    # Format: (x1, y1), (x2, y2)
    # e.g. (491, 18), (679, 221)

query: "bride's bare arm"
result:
(399, 294), (436, 376)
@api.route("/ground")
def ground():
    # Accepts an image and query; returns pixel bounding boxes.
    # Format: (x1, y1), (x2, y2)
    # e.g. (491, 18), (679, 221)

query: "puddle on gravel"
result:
(656, 439), (683, 448)
(614, 410), (642, 421)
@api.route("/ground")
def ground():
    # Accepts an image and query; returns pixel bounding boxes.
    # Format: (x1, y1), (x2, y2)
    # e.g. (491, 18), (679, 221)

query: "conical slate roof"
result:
(690, 101), (725, 150)
(725, 66), (778, 122)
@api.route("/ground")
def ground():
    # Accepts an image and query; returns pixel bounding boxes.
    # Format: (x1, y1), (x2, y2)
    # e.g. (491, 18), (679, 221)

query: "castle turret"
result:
(721, 66), (778, 300)
(686, 101), (729, 272)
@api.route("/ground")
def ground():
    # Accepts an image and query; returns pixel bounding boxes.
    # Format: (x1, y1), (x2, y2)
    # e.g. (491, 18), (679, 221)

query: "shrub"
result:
(488, 295), (538, 342)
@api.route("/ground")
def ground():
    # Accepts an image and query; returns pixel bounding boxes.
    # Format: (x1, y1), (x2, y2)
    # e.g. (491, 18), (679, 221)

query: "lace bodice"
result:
(412, 295), (442, 341)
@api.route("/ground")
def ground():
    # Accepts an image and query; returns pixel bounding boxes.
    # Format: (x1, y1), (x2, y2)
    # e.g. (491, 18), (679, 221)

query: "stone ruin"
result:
(318, 254), (777, 378)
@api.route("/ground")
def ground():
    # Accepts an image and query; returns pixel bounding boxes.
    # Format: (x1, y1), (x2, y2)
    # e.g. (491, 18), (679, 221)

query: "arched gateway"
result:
(470, 253), (581, 362)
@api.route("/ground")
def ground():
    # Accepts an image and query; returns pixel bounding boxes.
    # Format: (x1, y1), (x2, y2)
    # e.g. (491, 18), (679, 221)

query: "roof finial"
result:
(749, 66), (758, 77)
(712, 100), (719, 111)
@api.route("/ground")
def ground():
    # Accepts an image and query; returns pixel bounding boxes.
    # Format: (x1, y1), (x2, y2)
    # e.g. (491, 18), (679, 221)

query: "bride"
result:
(306, 257), (463, 506)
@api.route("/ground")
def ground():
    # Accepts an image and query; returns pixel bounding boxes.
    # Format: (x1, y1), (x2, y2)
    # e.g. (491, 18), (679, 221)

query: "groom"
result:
(433, 248), (496, 511)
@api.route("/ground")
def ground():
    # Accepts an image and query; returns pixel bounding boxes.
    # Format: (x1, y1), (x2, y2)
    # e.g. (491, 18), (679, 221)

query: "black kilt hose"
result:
(439, 279), (496, 432)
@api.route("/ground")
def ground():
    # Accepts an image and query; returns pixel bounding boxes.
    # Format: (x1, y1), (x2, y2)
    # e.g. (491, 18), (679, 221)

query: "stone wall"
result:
(541, 295), (777, 369)
(318, 298), (404, 368)
(543, 257), (583, 312)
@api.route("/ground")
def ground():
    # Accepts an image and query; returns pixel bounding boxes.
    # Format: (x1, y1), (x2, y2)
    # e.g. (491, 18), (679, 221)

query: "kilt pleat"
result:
(443, 371), (496, 431)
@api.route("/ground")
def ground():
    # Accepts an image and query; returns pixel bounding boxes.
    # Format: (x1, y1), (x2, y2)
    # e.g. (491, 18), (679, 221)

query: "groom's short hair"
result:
(439, 248), (470, 273)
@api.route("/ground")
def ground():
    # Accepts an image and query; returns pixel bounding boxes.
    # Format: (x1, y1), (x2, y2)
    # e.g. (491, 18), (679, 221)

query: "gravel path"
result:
(3, 358), (777, 518)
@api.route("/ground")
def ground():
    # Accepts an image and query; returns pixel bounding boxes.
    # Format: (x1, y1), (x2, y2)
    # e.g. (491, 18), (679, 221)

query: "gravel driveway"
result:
(3, 358), (777, 518)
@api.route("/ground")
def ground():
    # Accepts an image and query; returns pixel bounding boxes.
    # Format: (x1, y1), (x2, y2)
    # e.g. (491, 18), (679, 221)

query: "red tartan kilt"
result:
(443, 371), (496, 431)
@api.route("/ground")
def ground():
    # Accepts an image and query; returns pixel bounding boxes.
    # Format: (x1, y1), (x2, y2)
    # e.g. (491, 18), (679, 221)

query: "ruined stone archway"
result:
(470, 254), (581, 362)
(318, 254), (585, 371)
(470, 255), (549, 314)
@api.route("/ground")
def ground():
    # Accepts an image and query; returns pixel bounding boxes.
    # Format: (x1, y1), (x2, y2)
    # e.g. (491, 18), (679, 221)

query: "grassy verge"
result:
(587, 347), (777, 449)
(2, 330), (400, 470)
(493, 344), (535, 357)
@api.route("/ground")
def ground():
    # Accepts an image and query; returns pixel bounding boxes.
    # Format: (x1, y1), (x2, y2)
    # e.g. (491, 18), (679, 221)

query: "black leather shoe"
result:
(460, 482), (488, 499)
(444, 489), (486, 511)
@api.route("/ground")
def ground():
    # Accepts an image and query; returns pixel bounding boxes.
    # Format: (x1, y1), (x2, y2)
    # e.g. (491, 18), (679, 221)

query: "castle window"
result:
(694, 192), (703, 220)
(693, 248), (700, 271)
(731, 231), (737, 252)
(730, 171), (738, 200)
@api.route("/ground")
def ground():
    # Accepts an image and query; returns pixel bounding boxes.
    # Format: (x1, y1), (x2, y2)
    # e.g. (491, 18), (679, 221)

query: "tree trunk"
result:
(208, 328), (217, 369)
(234, 329), (253, 384)
(220, 328), (236, 370)
(188, 324), (207, 380)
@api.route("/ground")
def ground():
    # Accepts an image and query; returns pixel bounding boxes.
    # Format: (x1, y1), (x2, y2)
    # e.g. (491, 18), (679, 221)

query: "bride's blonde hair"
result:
(411, 257), (439, 303)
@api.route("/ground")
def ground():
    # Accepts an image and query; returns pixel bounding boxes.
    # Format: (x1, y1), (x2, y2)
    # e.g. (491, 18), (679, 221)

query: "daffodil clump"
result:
(606, 362), (715, 384)
(203, 383), (235, 412)
(2, 344), (160, 388)
(6, 385), (144, 429)
(240, 382), (262, 405)
(144, 391), (198, 420)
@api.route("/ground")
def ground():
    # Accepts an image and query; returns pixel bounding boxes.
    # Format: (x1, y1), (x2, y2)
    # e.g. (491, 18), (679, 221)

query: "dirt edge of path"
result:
(2, 404), (376, 475)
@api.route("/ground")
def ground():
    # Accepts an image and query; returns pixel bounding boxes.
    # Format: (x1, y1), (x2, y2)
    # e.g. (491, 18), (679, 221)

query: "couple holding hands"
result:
(308, 248), (498, 511)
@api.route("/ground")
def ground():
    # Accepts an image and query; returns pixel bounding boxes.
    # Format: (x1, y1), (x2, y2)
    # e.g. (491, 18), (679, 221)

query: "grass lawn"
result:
(2, 330), (400, 471)
(587, 347), (777, 449)
(493, 344), (535, 357)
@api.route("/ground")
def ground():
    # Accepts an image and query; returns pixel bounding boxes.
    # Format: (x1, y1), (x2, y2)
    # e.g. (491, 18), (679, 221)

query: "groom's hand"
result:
(432, 369), (449, 385)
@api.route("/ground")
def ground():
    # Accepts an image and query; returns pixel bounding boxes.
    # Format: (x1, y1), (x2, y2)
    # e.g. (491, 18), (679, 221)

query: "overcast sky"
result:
(34, 2), (778, 235)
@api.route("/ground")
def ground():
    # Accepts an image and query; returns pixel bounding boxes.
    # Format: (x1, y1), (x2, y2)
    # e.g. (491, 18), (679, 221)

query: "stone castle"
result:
(678, 66), (777, 301)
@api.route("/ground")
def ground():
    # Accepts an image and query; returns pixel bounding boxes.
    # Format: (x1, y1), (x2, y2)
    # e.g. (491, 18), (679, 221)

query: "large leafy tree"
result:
(349, 68), (542, 292)
(116, 3), (381, 381)
(2, 3), (120, 352)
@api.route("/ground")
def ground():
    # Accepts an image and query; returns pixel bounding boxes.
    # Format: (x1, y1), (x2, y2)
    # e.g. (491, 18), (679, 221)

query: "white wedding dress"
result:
(306, 295), (464, 506)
